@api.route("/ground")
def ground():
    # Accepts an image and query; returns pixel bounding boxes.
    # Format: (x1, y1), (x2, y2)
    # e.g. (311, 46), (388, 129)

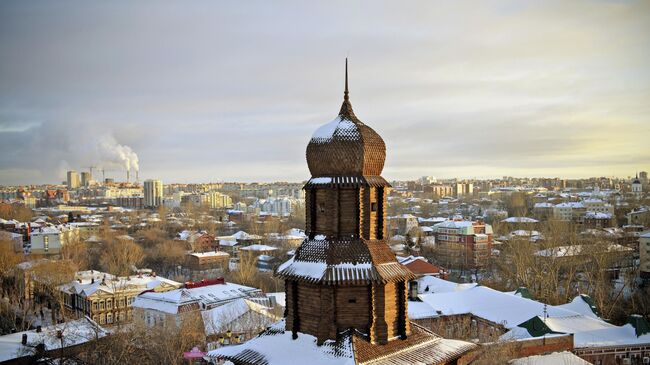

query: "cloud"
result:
(0, 0), (648, 185)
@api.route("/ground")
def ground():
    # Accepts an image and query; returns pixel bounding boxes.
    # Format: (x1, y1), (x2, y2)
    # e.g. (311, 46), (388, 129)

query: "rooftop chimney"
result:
(21, 333), (27, 345)
(36, 325), (41, 333)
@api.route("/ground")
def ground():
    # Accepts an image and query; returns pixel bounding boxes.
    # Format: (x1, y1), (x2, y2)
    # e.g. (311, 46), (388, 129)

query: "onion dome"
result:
(306, 59), (386, 178)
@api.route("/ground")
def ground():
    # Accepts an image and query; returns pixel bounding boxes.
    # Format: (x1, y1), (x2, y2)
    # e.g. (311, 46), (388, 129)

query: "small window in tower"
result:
(348, 298), (356, 303)
(319, 204), (325, 213)
(371, 202), (378, 212)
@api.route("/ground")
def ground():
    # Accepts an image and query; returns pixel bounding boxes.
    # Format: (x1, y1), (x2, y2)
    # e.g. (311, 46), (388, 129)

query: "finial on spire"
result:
(344, 58), (349, 101)
(338, 58), (356, 118)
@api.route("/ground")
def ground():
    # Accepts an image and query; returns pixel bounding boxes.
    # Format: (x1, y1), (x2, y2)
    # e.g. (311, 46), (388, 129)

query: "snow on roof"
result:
(239, 244), (278, 251)
(585, 211), (613, 219)
(190, 251), (229, 258)
(434, 220), (475, 228)
(0, 318), (107, 363)
(62, 270), (181, 297)
(133, 281), (262, 313)
(202, 298), (278, 336)
(277, 257), (375, 283)
(219, 240), (238, 247)
(418, 217), (449, 223)
(416, 278), (581, 329)
(416, 276), (476, 294)
(534, 202), (554, 208)
(542, 315), (615, 334)
(309, 177), (332, 184)
(535, 244), (633, 258)
(311, 116), (359, 143)
(208, 320), (356, 365)
(501, 217), (539, 223)
(572, 323), (650, 348)
(511, 351), (591, 365)
(509, 230), (541, 237)
(266, 292), (286, 308)
(554, 295), (599, 319)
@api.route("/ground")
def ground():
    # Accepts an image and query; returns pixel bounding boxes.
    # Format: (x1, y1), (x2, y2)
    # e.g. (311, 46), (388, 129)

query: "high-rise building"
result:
(640, 171), (648, 185)
(67, 170), (80, 189)
(144, 179), (163, 208)
(80, 172), (91, 187)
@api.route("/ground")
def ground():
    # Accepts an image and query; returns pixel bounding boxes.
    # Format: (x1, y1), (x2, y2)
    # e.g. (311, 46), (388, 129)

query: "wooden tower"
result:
(277, 59), (415, 345)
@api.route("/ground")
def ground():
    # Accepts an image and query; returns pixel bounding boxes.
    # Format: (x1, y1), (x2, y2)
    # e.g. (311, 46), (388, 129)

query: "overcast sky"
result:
(1, 0), (649, 185)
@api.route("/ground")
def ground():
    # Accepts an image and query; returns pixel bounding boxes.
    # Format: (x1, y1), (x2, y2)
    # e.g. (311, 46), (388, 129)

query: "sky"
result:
(0, 0), (649, 185)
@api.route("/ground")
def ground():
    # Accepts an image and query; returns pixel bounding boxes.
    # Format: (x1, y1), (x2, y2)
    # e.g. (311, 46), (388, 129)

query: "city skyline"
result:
(1, 0), (649, 185)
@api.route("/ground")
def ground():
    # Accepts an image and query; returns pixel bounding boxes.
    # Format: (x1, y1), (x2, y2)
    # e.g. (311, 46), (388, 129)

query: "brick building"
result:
(431, 219), (494, 268)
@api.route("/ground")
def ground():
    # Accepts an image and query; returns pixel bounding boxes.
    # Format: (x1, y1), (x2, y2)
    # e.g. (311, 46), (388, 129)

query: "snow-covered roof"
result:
(209, 320), (355, 365)
(239, 244), (278, 252)
(415, 277), (584, 329)
(534, 202), (554, 208)
(501, 217), (539, 223)
(133, 281), (262, 313)
(535, 244), (633, 258)
(311, 116), (359, 143)
(208, 319), (476, 365)
(511, 351), (591, 365)
(190, 251), (229, 258)
(585, 211), (613, 219)
(62, 270), (181, 297)
(0, 318), (107, 363)
(202, 298), (278, 336)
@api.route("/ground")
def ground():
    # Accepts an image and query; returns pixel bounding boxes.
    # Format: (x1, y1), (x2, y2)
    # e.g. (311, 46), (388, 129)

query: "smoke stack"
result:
(127, 169), (130, 183)
(136, 170), (139, 182)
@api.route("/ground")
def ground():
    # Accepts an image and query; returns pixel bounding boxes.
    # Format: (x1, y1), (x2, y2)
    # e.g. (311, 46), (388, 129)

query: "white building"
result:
(632, 174), (643, 196)
(553, 202), (585, 221)
(251, 197), (296, 216)
(144, 179), (163, 208)
(30, 225), (81, 255)
(582, 198), (614, 215)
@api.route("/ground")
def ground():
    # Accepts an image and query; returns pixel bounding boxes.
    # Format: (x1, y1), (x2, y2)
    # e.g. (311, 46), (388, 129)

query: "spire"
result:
(344, 57), (349, 101)
(339, 58), (356, 119)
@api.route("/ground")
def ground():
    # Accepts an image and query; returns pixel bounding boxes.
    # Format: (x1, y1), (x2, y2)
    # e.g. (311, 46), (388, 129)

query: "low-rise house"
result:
(238, 244), (278, 259)
(410, 275), (650, 365)
(60, 270), (182, 326)
(132, 279), (277, 349)
(397, 255), (448, 279)
(534, 243), (634, 270)
(583, 211), (615, 228)
(186, 251), (230, 270)
(0, 318), (108, 365)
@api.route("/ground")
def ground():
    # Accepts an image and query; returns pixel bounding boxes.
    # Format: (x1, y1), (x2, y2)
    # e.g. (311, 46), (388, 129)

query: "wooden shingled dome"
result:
(306, 62), (386, 178)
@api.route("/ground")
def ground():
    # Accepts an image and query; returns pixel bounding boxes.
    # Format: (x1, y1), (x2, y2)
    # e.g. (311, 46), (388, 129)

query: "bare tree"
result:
(99, 237), (144, 276)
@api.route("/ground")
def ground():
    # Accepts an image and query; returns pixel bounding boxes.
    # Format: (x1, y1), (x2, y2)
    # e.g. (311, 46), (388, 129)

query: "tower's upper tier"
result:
(306, 62), (386, 178)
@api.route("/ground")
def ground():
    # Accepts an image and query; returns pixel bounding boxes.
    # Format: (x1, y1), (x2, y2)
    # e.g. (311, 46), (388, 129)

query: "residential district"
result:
(1, 80), (650, 365)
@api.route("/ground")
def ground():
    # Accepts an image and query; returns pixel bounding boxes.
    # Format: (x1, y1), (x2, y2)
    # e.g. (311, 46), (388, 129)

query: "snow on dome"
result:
(310, 116), (360, 143)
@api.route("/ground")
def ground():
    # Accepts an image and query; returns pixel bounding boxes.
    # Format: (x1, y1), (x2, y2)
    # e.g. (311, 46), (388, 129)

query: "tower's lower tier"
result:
(284, 279), (411, 345)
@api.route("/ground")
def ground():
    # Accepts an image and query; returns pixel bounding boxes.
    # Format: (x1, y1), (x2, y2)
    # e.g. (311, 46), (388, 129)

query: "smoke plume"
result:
(97, 135), (140, 173)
